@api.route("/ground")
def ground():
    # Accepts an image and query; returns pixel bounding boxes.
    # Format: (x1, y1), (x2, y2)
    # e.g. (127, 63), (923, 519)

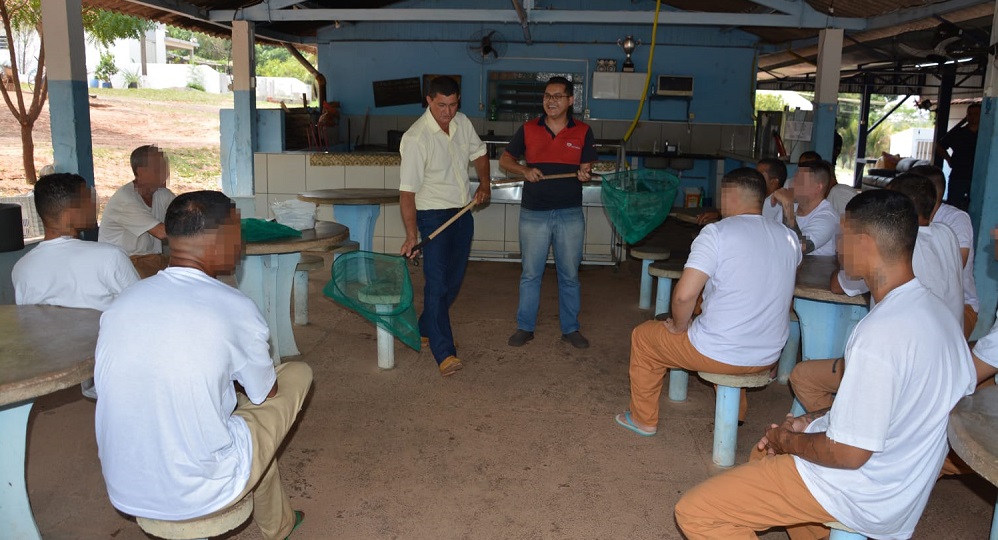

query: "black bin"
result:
(0, 203), (25, 252)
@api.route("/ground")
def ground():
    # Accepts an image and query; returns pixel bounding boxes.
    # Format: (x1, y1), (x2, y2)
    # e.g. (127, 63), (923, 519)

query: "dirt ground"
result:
(23, 256), (997, 540)
(0, 89), (223, 210)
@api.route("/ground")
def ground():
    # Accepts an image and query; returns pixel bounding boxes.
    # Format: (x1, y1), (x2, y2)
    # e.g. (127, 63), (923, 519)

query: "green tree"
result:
(755, 92), (787, 112)
(255, 44), (314, 84)
(0, 0), (152, 183)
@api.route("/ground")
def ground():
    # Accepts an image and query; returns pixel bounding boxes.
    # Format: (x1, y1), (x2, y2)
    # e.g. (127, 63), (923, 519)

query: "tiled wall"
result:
(254, 153), (615, 259)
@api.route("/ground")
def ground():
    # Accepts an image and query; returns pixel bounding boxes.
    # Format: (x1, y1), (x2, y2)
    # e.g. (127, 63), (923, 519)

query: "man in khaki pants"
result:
(675, 190), (975, 539)
(614, 168), (801, 436)
(96, 191), (311, 539)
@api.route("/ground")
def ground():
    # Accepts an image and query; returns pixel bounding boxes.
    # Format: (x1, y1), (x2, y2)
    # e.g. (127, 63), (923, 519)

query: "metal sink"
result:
(472, 180), (604, 206)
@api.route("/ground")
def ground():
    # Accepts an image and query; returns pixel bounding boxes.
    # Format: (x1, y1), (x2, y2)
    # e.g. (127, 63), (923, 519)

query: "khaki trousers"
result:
(130, 253), (169, 279)
(231, 362), (313, 540)
(965, 304), (978, 340)
(788, 359), (843, 413)
(628, 320), (765, 427)
(675, 449), (835, 540)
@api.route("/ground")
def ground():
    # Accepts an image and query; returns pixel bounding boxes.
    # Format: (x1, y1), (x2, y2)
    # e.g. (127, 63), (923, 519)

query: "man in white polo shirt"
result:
(99, 145), (175, 278)
(399, 76), (491, 377)
(911, 164), (980, 338)
(615, 168), (801, 436)
(675, 189), (975, 539)
(771, 161), (839, 256)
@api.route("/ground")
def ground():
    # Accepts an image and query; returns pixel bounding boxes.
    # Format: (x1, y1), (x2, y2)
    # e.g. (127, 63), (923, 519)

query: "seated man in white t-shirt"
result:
(615, 168), (801, 436)
(95, 191), (312, 540)
(12, 173), (139, 399)
(771, 161), (840, 256)
(696, 158), (787, 225)
(789, 172), (965, 412)
(675, 189), (975, 540)
(910, 164), (980, 338)
(98, 145), (176, 278)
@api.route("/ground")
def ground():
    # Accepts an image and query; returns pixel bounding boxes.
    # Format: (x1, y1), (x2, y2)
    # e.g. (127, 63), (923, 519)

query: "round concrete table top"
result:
(949, 386), (998, 487)
(669, 207), (716, 225)
(794, 256), (867, 305)
(0, 305), (101, 407)
(298, 189), (401, 205)
(245, 221), (350, 256)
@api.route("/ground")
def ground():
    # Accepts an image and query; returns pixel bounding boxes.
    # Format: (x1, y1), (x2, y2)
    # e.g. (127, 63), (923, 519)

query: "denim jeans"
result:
(416, 209), (474, 364)
(516, 206), (585, 334)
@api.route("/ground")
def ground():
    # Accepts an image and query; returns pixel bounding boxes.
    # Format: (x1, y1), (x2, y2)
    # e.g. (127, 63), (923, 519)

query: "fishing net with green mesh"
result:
(600, 169), (680, 244)
(323, 250), (421, 352)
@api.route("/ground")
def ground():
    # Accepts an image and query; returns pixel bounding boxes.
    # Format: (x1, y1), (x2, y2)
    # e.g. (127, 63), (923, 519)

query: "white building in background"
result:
(1, 24), (310, 101)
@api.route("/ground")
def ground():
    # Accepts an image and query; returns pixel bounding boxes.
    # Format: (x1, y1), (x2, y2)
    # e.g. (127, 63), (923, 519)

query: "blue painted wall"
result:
(316, 17), (758, 125)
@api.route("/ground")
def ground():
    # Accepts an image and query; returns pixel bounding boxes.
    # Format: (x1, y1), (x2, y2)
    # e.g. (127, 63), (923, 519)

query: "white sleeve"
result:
(836, 269), (869, 297)
(800, 208), (839, 253)
(466, 121), (487, 162)
(107, 192), (161, 236)
(973, 313), (998, 368)
(106, 250), (140, 295)
(399, 134), (426, 194)
(685, 225), (718, 277)
(230, 298), (278, 404)
(824, 345), (895, 452)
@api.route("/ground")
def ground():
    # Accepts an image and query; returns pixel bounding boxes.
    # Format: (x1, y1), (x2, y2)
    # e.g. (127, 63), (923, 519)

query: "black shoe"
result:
(561, 331), (590, 349)
(508, 329), (535, 347)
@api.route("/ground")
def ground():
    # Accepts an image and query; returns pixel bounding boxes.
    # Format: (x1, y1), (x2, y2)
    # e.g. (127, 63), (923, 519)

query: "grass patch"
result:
(89, 87), (235, 106)
(167, 147), (222, 185)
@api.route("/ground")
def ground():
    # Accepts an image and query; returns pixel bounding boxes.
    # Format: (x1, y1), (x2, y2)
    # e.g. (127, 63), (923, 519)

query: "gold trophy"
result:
(617, 35), (642, 72)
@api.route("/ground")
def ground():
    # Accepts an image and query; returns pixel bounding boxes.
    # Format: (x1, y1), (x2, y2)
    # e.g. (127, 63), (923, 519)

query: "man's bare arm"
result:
(399, 191), (420, 258)
(148, 223), (167, 240)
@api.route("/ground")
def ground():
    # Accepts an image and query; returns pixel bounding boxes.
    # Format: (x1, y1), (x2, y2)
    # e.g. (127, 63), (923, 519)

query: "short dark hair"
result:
(799, 160), (833, 188)
(908, 164), (946, 201)
(757, 158), (788, 187)
(34, 173), (87, 224)
(887, 173), (937, 221)
(546, 76), (573, 96)
(426, 76), (460, 99)
(721, 167), (767, 205)
(130, 145), (163, 176)
(844, 189), (918, 262)
(798, 150), (822, 163)
(165, 191), (235, 237)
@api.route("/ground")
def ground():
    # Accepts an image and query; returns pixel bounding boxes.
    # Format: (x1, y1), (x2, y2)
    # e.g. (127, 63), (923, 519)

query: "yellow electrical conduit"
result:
(622, 0), (663, 143)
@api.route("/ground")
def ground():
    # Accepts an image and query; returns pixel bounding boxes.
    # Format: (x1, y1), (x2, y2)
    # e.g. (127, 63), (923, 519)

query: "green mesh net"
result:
(323, 251), (421, 352)
(600, 169), (681, 244)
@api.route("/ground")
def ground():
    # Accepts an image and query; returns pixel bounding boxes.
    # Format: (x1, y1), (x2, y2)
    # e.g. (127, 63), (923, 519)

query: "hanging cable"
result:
(623, 0), (663, 142)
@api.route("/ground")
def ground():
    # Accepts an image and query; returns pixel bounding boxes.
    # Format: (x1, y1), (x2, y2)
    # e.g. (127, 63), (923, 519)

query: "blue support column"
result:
(811, 29), (843, 160)
(40, 0), (94, 184)
(228, 21), (258, 217)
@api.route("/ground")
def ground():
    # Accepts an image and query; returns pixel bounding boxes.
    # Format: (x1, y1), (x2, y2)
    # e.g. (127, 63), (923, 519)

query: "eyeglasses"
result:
(543, 93), (570, 101)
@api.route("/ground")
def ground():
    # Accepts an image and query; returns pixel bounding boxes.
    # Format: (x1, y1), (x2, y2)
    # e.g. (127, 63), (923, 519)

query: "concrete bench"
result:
(668, 369), (773, 467)
(647, 260), (686, 316)
(293, 254), (325, 326)
(824, 521), (865, 539)
(136, 494), (253, 540)
(357, 286), (401, 370)
(631, 246), (671, 310)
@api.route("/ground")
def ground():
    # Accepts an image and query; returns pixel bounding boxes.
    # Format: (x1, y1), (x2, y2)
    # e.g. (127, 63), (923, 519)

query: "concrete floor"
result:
(24, 255), (996, 539)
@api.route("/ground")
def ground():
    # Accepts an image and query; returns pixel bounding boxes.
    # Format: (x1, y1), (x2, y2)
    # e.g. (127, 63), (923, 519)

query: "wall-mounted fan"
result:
(468, 29), (507, 64)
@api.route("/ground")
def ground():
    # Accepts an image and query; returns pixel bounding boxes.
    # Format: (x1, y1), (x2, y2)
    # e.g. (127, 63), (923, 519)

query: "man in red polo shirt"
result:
(499, 76), (598, 349)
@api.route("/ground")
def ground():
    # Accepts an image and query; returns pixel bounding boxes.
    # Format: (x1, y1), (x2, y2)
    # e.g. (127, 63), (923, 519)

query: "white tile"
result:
(384, 207), (407, 237)
(384, 166), (401, 190)
(375, 210), (386, 235)
(255, 194), (269, 219)
(504, 240), (521, 254)
(267, 154), (307, 194)
(585, 207), (614, 245)
(472, 240), (504, 252)
(384, 236), (404, 254)
(370, 236), (385, 253)
(504, 204), (520, 242)
(305, 164), (345, 191)
(316, 205), (335, 222)
(472, 204), (505, 241)
(585, 244), (610, 256)
(266, 193), (298, 220)
(254, 154), (268, 194)
(344, 166), (385, 188)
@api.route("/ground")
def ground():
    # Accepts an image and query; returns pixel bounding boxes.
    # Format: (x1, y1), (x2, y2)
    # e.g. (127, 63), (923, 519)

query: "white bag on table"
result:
(271, 199), (316, 230)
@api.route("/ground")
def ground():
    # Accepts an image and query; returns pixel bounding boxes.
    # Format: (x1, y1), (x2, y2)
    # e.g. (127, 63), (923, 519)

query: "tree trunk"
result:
(20, 121), (36, 184)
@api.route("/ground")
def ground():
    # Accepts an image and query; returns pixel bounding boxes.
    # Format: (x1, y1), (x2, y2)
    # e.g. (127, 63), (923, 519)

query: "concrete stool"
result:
(357, 287), (401, 370)
(648, 259), (686, 317)
(631, 246), (671, 310)
(824, 521), (865, 539)
(136, 494), (253, 540)
(776, 311), (801, 384)
(293, 254), (324, 326)
(698, 370), (774, 467)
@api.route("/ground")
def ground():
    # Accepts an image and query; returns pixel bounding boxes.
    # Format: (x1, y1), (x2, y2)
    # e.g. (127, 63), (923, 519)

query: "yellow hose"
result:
(622, 0), (663, 142)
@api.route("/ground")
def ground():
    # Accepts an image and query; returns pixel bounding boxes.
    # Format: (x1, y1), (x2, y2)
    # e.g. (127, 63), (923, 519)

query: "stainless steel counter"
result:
(473, 181), (605, 206)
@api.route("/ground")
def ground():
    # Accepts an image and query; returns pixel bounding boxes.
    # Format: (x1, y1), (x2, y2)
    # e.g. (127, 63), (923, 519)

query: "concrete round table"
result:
(0, 305), (101, 540)
(948, 386), (998, 539)
(298, 189), (400, 253)
(237, 221), (349, 364)
(790, 255), (869, 415)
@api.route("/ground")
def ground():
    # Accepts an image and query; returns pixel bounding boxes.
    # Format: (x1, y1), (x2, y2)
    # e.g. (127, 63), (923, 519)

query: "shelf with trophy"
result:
(591, 35), (649, 101)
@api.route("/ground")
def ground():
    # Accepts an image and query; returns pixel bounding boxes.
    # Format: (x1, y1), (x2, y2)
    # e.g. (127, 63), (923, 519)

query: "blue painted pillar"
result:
(40, 0), (94, 185)
(228, 21), (258, 217)
(967, 1), (998, 340)
(811, 29), (843, 161)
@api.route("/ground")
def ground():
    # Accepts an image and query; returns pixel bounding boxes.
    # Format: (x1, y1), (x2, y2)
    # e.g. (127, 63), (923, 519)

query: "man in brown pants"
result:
(614, 168), (801, 436)
(675, 190), (975, 539)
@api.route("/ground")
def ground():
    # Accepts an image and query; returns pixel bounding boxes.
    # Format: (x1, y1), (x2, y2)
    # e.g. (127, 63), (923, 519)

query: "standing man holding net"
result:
(500, 76), (597, 349)
(399, 76), (491, 377)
